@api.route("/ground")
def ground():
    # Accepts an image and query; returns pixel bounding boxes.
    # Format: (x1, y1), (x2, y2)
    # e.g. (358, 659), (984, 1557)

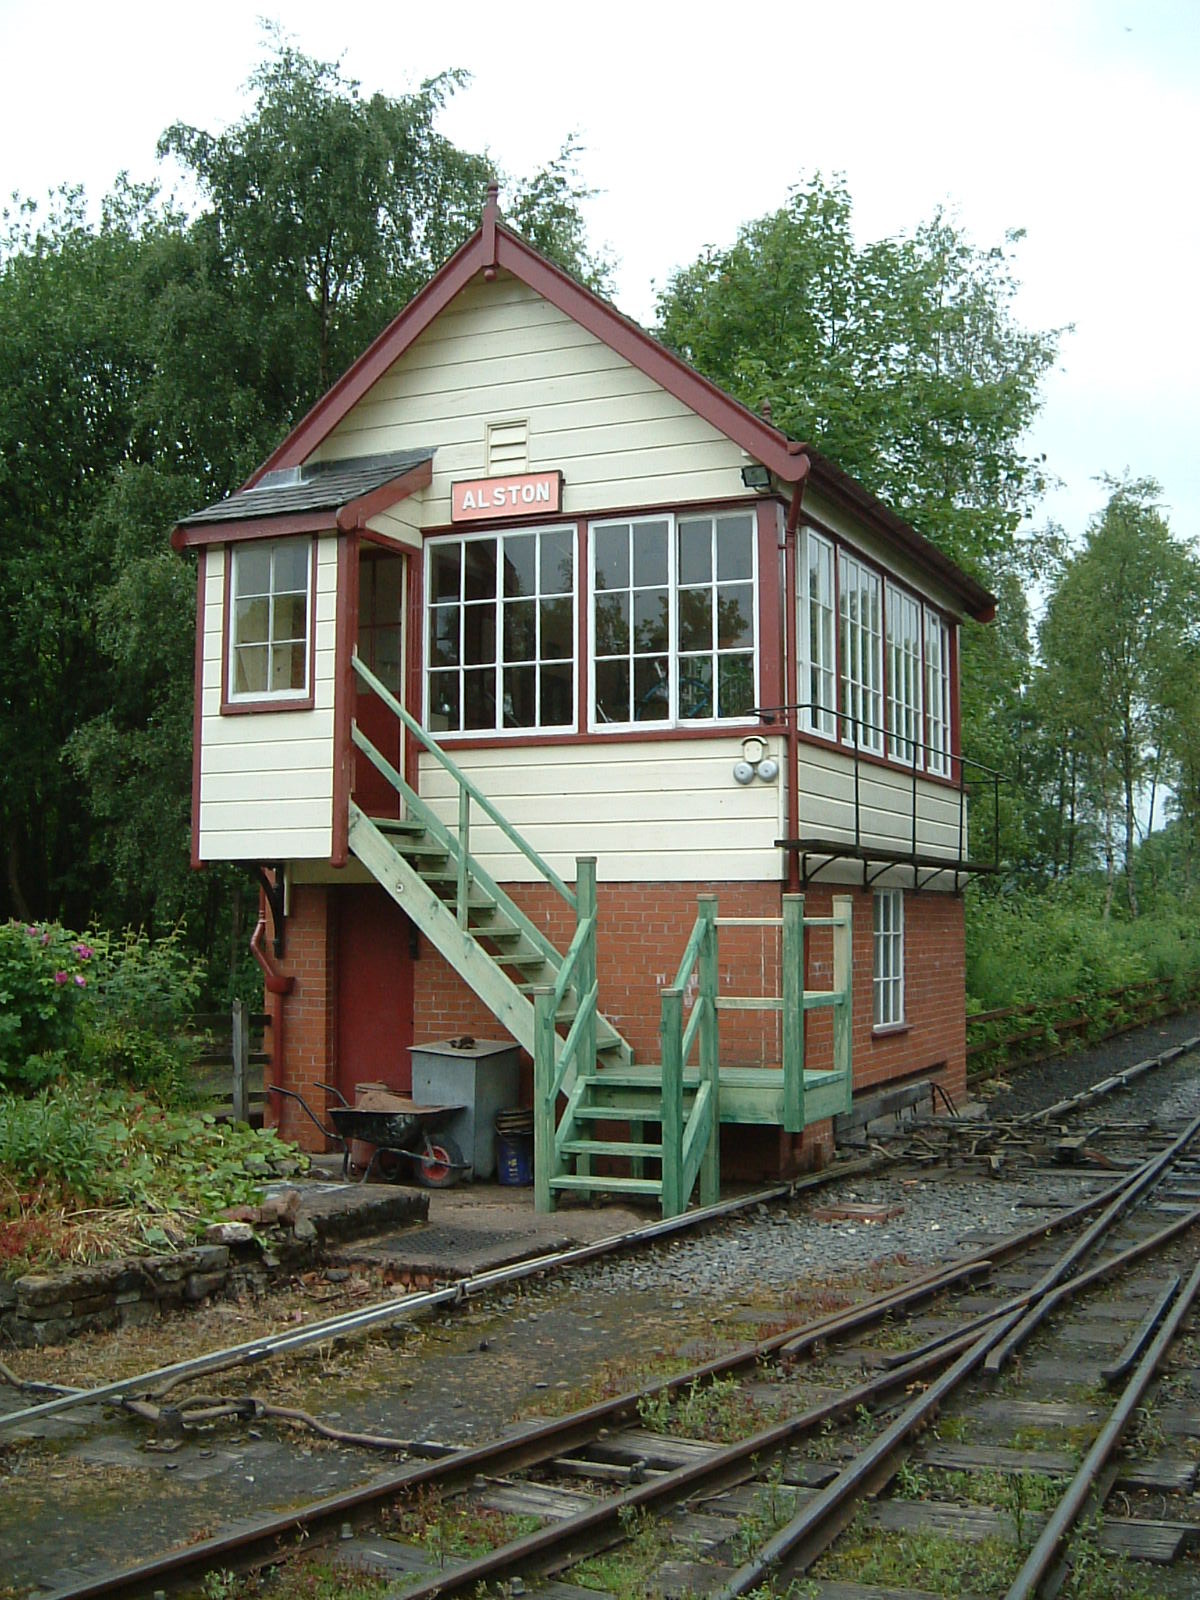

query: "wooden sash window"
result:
(228, 537), (312, 702)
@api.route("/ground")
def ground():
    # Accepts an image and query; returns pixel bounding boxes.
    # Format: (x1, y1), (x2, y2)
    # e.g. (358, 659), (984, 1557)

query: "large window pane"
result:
(425, 527), (576, 733)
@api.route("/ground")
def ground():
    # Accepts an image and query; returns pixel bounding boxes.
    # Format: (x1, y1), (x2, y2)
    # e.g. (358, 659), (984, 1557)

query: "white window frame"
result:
(228, 536), (313, 703)
(800, 528), (837, 736)
(424, 523), (577, 737)
(886, 583), (923, 768)
(924, 608), (952, 777)
(873, 888), (905, 1027)
(588, 510), (759, 731)
(838, 550), (883, 755)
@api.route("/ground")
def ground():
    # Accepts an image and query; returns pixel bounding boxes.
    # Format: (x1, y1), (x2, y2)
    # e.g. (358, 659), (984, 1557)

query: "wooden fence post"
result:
(231, 997), (249, 1124)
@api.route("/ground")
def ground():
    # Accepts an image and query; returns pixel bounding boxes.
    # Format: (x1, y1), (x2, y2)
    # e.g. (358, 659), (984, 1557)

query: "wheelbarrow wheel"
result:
(418, 1133), (464, 1189)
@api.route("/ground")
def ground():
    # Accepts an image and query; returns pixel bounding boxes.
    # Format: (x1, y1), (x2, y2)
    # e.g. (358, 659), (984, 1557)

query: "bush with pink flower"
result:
(0, 921), (199, 1094)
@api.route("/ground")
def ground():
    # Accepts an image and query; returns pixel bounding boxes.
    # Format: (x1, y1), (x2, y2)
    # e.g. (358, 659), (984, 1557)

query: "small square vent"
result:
(487, 418), (529, 474)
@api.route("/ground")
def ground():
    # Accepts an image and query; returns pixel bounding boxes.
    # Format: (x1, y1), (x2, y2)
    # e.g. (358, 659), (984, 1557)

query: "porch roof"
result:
(171, 449), (435, 548)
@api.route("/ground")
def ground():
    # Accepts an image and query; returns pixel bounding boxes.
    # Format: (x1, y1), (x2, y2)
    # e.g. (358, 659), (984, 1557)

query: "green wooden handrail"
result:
(351, 653), (577, 911)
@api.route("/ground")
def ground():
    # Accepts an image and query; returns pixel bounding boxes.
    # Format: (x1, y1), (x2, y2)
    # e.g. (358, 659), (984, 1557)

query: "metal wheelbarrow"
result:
(269, 1082), (469, 1187)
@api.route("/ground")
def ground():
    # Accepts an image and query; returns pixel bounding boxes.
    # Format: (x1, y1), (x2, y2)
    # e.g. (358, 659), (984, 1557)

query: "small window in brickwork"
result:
(873, 888), (905, 1027)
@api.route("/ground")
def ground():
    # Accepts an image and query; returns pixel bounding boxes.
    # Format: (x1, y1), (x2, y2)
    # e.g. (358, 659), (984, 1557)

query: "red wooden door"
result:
(335, 885), (415, 1099)
(352, 551), (406, 819)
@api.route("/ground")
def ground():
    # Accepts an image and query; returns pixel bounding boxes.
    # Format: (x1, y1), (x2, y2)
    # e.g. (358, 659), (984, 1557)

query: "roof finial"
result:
(482, 182), (500, 280)
(760, 398), (773, 424)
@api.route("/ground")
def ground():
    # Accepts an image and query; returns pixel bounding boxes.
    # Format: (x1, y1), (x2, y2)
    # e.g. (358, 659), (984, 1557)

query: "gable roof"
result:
(207, 187), (994, 622)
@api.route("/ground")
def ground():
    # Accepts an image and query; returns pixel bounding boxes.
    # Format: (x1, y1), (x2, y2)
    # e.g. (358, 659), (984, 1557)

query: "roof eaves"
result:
(803, 448), (996, 622)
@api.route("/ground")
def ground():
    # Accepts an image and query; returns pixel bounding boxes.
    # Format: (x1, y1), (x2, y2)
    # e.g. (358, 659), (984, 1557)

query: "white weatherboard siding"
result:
(798, 742), (968, 869)
(198, 540), (338, 861)
(418, 739), (786, 882)
(306, 274), (750, 518)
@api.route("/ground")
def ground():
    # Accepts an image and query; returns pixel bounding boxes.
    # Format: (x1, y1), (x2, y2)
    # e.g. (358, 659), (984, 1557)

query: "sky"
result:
(2, 0), (1197, 550)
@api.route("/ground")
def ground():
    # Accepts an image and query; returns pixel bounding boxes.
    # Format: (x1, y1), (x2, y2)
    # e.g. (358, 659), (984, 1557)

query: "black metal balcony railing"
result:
(757, 699), (1007, 886)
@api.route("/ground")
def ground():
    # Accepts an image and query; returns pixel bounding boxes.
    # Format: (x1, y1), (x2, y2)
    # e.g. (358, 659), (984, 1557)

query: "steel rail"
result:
(1004, 1257), (1200, 1599)
(42, 1185), (1192, 1600)
(3, 1175), (831, 1433)
(984, 1109), (1200, 1373)
(713, 1124), (1200, 1597)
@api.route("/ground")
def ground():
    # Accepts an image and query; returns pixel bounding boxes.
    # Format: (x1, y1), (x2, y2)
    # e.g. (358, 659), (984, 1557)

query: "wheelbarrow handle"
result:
(315, 1080), (350, 1108)
(267, 1084), (345, 1149)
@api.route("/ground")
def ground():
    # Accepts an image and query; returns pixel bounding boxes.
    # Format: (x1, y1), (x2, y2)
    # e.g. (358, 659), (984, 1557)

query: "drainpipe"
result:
(251, 913), (295, 1134)
(783, 475), (808, 895)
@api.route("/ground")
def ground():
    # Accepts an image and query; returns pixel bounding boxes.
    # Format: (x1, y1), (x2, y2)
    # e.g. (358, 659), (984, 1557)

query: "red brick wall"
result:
(269, 877), (966, 1160)
(263, 884), (337, 1151)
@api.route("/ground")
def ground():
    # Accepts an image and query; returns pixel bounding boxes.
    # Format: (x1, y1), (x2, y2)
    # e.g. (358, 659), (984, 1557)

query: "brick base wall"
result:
(267, 878), (966, 1165)
(263, 884), (337, 1150)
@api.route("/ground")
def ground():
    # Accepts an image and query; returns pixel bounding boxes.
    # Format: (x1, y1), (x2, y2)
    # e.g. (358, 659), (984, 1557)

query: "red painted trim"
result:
(950, 621), (963, 789)
(405, 549), (423, 795)
(173, 509), (335, 548)
(493, 229), (811, 486)
(190, 550), (206, 871)
(336, 459), (433, 531)
(482, 181), (499, 276)
(426, 722), (770, 755)
(220, 537), (319, 716)
(241, 222), (812, 492)
(575, 518), (589, 731)
(332, 534), (357, 867)
(783, 489), (804, 893)
(755, 500), (783, 716)
(248, 236), (487, 483)
(803, 446), (995, 622)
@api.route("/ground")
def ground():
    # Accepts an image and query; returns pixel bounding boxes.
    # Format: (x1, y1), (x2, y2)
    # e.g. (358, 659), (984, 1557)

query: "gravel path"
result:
(561, 1010), (1200, 1302)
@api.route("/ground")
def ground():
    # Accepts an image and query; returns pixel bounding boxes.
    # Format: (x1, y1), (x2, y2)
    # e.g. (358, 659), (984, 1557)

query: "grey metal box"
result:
(409, 1039), (522, 1180)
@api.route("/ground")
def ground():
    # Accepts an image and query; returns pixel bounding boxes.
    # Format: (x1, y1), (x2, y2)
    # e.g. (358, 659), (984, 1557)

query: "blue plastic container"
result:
(495, 1129), (533, 1185)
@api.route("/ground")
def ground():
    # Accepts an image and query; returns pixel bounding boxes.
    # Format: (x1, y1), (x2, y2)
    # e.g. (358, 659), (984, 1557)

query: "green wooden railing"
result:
(660, 894), (720, 1214)
(533, 858), (599, 1213)
(351, 654), (575, 972)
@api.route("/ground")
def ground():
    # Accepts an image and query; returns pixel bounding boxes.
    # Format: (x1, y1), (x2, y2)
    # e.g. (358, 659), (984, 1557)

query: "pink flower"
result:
(40, 933), (50, 945)
(53, 971), (69, 985)
(25, 926), (38, 937)
(74, 974), (87, 988)
(73, 943), (94, 960)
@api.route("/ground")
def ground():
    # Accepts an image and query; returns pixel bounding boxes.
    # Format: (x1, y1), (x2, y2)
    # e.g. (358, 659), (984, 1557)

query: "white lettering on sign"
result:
(451, 471), (562, 522)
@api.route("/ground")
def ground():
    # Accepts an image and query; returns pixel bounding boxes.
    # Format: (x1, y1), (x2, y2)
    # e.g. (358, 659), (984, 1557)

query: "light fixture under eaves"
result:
(741, 463), (771, 491)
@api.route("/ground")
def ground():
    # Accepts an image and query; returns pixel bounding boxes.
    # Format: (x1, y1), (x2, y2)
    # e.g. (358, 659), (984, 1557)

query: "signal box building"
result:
(173, 189), (995, 1215)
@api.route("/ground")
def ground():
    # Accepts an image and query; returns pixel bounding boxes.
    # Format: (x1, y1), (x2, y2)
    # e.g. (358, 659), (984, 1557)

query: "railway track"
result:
(30, 1106), (1200, 1600)
(6, 1028), (1200, 1600)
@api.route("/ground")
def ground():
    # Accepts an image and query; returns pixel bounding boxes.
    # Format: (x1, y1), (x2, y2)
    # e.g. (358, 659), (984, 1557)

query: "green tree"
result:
(655, 174), (1063, 578)
(0, 38), (607, 976)
(1038, 477), (1200, 916)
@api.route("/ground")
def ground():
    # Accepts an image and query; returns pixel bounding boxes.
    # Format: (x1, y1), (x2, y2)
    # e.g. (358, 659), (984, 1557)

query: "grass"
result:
(637, 1373), (772, 1442)
(388, 1488), (540, 1563)
(568, 1506), (674, 1598)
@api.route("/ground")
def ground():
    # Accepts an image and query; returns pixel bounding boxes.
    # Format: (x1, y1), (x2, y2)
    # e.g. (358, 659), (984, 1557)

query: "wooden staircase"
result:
(349, 653), (853, 1220)
(347, 804), (630, 1071)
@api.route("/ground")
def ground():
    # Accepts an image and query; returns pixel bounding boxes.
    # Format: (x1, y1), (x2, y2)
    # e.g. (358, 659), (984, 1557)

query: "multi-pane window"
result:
(873, 889), (905, 1026)
(591, 512), (757, 726)
(677, 513), (756, 720)
(838, 551), (883, 754)
(801, 530), (836, 735)
(886, 585), (923, 766)
(592, 516), (671, 724)
(426, 526), (575, 733)
(229, 538), (311, 700)
(925, 608), (951, 777)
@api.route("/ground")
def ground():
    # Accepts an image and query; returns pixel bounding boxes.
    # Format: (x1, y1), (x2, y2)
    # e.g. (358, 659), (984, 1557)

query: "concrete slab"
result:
(280, 1158), (650, 1280)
